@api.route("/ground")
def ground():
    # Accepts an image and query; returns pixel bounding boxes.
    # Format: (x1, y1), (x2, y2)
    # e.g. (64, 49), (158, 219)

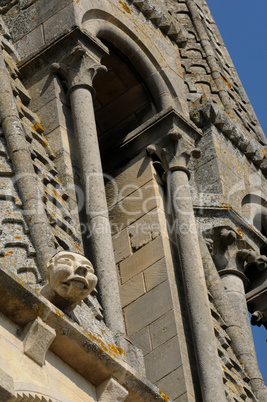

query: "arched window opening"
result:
(93, 41), (158, 162)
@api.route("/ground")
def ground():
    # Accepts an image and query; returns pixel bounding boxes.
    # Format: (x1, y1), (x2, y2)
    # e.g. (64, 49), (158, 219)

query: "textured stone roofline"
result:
(128, 0), (188, 47)
(190, 98), (267, 174)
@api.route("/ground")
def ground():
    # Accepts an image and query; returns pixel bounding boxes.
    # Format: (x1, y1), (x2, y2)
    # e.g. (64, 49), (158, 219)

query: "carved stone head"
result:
(43, 251), (98, 314)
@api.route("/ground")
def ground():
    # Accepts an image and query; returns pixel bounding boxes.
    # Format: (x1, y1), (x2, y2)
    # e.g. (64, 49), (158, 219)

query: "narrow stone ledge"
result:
(0, 268), (170, 402)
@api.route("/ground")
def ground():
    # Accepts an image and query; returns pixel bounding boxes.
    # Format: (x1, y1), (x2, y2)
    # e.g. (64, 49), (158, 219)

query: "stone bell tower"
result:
(0, 0), (266, 401)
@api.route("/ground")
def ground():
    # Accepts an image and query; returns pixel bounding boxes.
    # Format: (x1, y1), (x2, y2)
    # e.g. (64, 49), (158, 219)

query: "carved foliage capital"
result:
(204, 226), (267, 286)
(51, 45), (107, 96)
(147, 124), (201, 180)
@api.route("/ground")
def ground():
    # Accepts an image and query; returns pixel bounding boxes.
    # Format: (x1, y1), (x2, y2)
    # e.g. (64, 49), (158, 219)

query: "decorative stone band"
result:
(218, 268), (248, 288)
(128, 0), (188, 47)
(162, 165), (191, 181)
(190, 98), (267, 174)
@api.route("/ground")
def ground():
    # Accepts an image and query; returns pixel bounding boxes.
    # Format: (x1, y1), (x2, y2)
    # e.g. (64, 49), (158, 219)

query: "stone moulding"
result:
(128, 0), (188, 47)
(190, 98), (267, 174)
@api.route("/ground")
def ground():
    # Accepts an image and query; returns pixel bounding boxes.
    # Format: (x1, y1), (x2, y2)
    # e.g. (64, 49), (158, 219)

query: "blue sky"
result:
(206, 0), (267, 384)
(206, 0), (267, 136)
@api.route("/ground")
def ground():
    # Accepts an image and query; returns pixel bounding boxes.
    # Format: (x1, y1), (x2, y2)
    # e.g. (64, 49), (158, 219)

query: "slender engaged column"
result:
(221, 273), (267, 400)
(51, 46), (125, 333)
(147, 130), (226, 402)
(208, 227), (267, 400)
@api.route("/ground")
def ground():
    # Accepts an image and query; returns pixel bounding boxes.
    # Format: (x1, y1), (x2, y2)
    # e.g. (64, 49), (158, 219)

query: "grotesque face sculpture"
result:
(46, 251), (97, 310)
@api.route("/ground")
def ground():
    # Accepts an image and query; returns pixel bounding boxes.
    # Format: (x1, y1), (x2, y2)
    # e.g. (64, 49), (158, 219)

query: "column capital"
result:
(146, 124), (201, 180)
(204, 226), (267, 287)
(50, 44), (107, 97)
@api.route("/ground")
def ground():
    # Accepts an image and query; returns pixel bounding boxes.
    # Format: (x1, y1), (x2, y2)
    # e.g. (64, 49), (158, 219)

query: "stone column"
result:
(51, 45), (125, 334)
(147, 128), (226, 402)
(211, 227), (264, 336)
(208, 227), (267, 400)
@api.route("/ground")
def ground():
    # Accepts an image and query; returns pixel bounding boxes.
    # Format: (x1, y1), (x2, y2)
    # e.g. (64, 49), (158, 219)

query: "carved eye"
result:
(60, 258), (72, 263)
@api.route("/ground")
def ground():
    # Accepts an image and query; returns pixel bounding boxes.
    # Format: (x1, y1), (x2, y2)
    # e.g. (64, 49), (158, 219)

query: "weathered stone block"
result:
(156, 366), (187, 401)
(105, 155), (155, 208)
(130, 326), (152, 356)
(193, 158), (224, 194)
(174, 392), (196, 402)
(43, 3), (76, 44)
(124, 280), (173, 335)
(112, 229), (131, 264)
(37, 98), (73, 135)
(120, 236), (165, 283)
(35, 0), (73, 26)
(46, 126), (71, 157)
(120, 273), (145, 308)
(129, 208), (167, 251)
(144, 257), (169, 292)
(109, 179), (164, 233)
(26, 72), (68, 113)
(16, 25), (44, 60)
(150, 310), (177, 349)
(144, 335), (182, 383)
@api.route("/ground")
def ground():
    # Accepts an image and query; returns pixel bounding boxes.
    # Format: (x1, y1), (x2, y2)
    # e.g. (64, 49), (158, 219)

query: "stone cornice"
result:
(128, 0), (188, 47)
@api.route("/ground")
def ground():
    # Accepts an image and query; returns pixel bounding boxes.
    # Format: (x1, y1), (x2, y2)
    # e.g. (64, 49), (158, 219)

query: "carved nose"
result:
(75, 266), (88, 277)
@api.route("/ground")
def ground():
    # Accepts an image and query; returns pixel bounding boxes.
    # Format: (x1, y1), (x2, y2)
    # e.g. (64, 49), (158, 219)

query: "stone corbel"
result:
(96, 377), (128, 402)
(23, 317), (56, 366)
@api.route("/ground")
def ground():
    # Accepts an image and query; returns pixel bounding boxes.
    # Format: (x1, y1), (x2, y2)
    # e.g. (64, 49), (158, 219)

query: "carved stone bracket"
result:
(23, 317), (56, 366)
(50, 44), (107, 98)
(146, 124), (201, 181)
(97, 377), (128, 402)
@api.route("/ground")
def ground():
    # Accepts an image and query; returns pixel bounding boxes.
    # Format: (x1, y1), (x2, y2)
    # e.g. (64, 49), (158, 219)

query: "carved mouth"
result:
(62, 279), (88, 290)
